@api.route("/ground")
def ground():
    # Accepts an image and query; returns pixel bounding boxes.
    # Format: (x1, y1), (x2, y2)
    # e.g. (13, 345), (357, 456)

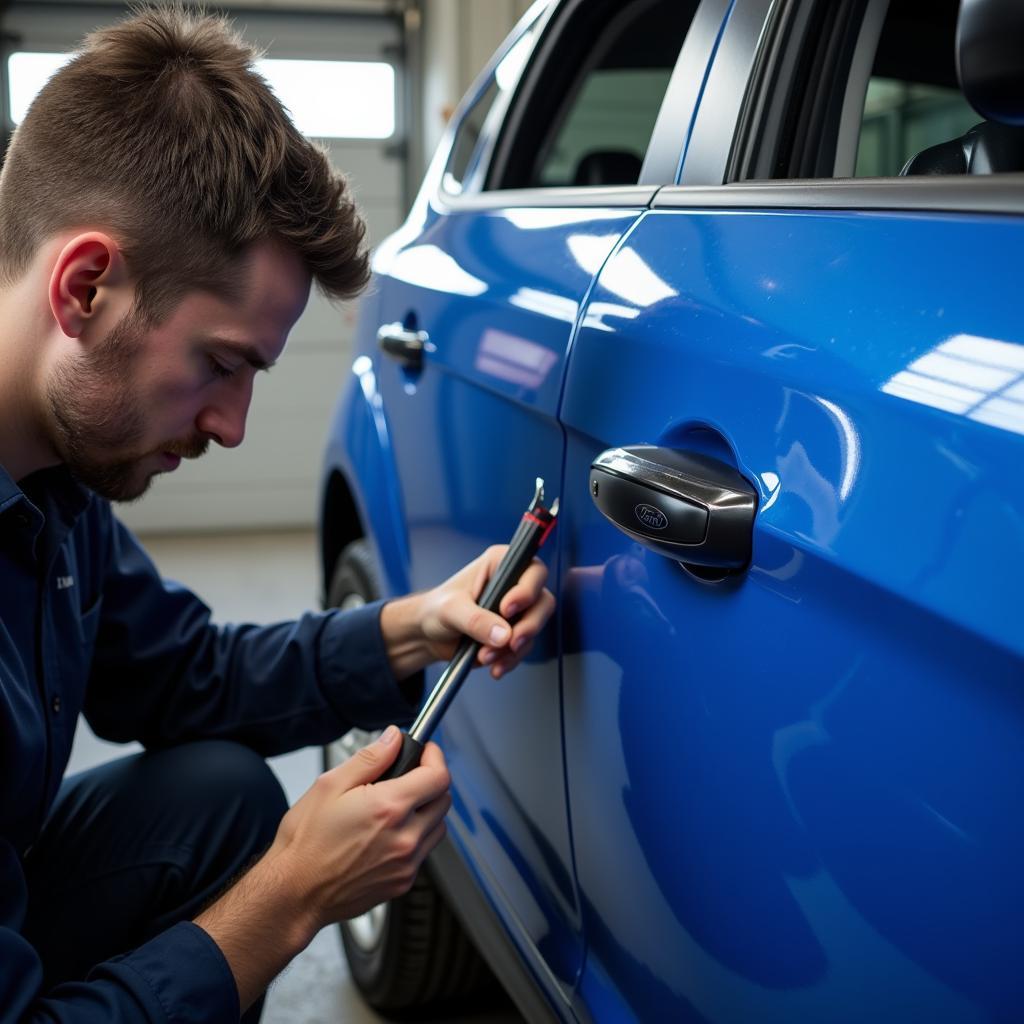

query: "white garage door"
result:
(2, 3), (405, 533)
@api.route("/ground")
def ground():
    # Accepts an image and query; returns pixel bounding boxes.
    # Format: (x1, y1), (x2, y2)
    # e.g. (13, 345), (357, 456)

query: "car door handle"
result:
(590, 445), (758, 575)
(377, 323), (428, 371)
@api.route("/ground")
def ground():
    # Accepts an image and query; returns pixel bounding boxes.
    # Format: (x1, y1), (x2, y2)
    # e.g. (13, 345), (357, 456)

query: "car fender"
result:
(321, 360), (411, 602)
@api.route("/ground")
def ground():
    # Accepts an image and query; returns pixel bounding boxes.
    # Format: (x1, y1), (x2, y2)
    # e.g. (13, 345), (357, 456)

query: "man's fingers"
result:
(498, 558), (549, 620)
(414, 789), (452, 833)
(373, 740), (451, 807)
(481, 586), (554, 671)
(320, 725), (402, 790)
(491, 637), (535, 679)
(418, 818), (448, 861)
(447, 590), (512, 652)
(511, 587), (555, 641)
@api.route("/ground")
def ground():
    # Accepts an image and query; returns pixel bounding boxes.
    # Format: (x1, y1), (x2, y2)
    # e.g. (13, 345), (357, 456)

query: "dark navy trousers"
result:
(21, 741), (289, 1022)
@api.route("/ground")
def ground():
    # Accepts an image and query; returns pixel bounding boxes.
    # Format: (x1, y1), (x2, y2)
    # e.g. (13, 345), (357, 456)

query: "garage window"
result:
(7, 51), (395, 139)
(7, 51), (72, 123)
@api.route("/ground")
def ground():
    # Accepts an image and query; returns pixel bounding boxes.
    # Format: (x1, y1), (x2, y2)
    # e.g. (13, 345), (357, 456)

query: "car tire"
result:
(323, 539), (495, 1014)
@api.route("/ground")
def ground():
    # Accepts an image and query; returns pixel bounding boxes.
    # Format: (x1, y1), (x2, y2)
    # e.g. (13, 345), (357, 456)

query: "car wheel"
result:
(323, 539), (494, 1013)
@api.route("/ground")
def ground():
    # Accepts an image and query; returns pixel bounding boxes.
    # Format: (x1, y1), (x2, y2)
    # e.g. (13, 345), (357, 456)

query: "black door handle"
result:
(377, 322), (429, 371)
(590, 445), (757, 576)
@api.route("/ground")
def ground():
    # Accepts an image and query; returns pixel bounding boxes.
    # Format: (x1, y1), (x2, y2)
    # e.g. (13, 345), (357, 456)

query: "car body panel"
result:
(557, 205), (1024, 1021)
(324, 360), (412, 601)
(367, 198), (651, 994)
(320, 0), (1024, 1019)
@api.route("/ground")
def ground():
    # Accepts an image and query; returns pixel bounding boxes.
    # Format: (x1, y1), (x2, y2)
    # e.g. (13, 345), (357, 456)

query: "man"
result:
(0, 7), (555, 1021)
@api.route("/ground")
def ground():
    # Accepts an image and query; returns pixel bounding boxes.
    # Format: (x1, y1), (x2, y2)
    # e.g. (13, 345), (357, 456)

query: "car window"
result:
(853, 1), (979, 176)
(443, 77), (501, 195)
(441, 15), (541, 196)
(490, 0), (700, 190)
(732, 0), (991, 181)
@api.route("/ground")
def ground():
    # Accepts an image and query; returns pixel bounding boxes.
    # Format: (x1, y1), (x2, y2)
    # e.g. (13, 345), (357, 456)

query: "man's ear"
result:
(48, 232), (127, 339)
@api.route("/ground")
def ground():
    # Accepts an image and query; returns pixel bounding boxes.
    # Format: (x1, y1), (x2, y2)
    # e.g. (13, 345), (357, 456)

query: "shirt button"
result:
(51, 696), (61, 713)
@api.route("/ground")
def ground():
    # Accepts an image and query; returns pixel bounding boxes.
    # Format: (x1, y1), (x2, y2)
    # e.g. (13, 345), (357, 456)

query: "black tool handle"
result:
(377, 482), (557, 781)
(476, 512), (550, 613)
(379, 732), (426, 782)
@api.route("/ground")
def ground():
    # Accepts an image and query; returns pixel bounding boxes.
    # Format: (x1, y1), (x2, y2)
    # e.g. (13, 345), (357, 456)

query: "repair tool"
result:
(380, 478), (559, 781)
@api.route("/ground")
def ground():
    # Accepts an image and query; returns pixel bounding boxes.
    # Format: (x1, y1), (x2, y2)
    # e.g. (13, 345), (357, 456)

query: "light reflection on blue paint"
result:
(388, 244), (488, 296)
(882, 333), (1024, 436)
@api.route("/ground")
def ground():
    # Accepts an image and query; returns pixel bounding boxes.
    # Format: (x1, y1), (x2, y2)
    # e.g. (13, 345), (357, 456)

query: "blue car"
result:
(319, 0), (1024, 1019)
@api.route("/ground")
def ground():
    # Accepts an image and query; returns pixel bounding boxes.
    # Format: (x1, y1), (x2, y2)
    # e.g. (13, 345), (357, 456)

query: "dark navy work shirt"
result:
(0, 463), (418, 1021)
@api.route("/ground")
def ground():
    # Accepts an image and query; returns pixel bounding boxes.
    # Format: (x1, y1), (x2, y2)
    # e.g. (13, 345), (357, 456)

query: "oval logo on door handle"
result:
(634, 504), (669, 530)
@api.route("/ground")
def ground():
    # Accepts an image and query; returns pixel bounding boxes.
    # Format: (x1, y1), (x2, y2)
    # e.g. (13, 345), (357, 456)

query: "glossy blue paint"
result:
(558, 207), (1024, 1021)
(327, 358), (412, 600)
(361, 199), (647, 999)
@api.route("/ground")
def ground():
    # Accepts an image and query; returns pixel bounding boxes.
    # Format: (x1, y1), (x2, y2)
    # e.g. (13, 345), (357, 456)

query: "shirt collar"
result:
(0, 462), (24, 516)
(0, 461), (92, 536)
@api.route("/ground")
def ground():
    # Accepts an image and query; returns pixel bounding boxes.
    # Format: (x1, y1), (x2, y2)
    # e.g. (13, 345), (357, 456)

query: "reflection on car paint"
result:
(387, 244), (489, 297)
(882, 333), (1024, 435)
(473, 328), (560, 389)
(508, 287), (580, 323)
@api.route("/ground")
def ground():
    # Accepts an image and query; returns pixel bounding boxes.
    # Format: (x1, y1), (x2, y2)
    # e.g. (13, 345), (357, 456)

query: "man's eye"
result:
(209, 357), (236, 380)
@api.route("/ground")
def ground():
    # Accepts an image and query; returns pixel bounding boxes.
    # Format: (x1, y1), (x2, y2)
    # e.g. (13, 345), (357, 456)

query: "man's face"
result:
(46, 240), (312, 501)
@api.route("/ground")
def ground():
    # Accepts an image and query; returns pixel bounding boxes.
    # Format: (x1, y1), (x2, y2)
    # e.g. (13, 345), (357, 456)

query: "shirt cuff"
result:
(319, 599), (422, 730)
(95, 920), (239, 1021)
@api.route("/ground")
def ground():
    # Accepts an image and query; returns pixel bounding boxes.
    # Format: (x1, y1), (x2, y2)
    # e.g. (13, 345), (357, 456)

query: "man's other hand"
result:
(194, 726), (449, 1009)
(267, 725), (450, 928)
(380, 545), (556, 681)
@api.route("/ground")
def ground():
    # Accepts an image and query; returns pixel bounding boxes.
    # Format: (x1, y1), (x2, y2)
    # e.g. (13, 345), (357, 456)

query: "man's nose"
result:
(196, 378), (253, 449)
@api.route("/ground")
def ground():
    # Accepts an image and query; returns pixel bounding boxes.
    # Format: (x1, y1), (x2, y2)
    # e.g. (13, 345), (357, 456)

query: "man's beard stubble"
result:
(45, 311), (208, 502)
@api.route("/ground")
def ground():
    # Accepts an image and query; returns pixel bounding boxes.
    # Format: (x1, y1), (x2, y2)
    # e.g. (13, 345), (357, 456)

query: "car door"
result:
(366, 0), (730, 1004)
(558, 0), (1024, 1020)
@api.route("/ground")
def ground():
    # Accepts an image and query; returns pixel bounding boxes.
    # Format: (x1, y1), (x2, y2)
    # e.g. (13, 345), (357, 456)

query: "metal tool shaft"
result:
(408, 480), (556, 743)
(379, 478), (557, 780)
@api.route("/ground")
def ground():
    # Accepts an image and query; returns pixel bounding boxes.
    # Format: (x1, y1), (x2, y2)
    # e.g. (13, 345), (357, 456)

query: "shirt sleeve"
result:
(1, 841), (238, 1022)
(83, 508), (422, 755)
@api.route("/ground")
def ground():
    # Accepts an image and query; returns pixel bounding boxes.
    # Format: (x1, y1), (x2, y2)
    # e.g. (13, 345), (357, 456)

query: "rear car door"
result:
(363, 0), (729, 1004)
(559, 0), (1024, 1019)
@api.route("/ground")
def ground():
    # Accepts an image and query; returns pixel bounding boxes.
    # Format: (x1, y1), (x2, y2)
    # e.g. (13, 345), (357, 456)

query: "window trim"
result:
(833, 0), (889, 176)
(427, 0), (728, 212)
(679, 0), (776, 186)
(436, 0), (555, 200)
(699, 0), (874, 184)
(650, 175), (1024, 215)
(435, 184), (659, 213)
(640, 0), (733, 185)
(724, 0), (817, 182)
(457, 2), (556, 196)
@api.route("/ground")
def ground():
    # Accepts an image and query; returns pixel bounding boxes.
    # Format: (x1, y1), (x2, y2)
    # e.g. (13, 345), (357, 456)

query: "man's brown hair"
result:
(0, 5), (369, 320)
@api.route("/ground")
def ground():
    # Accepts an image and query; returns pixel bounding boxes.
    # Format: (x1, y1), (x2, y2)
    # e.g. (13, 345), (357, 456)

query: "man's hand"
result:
(194, 726), (449, 1010)
(268, 725), (450, 923)
(381, 545), (556, 681)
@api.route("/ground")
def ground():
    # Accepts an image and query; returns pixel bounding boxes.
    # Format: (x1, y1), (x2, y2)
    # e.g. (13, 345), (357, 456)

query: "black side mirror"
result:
(957, 0), (1024, 125)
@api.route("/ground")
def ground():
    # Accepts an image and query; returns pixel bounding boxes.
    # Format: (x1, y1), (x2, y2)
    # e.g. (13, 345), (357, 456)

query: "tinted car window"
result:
(442, 18), (540, 196)
(854, 0), (979, 176)
(492, 0), (699, 189)
(443, 76), (500, 195)
(732, 0), (991, 181)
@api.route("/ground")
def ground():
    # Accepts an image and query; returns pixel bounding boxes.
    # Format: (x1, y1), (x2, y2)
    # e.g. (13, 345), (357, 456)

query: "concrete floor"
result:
(66, 529), (521, 1024)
